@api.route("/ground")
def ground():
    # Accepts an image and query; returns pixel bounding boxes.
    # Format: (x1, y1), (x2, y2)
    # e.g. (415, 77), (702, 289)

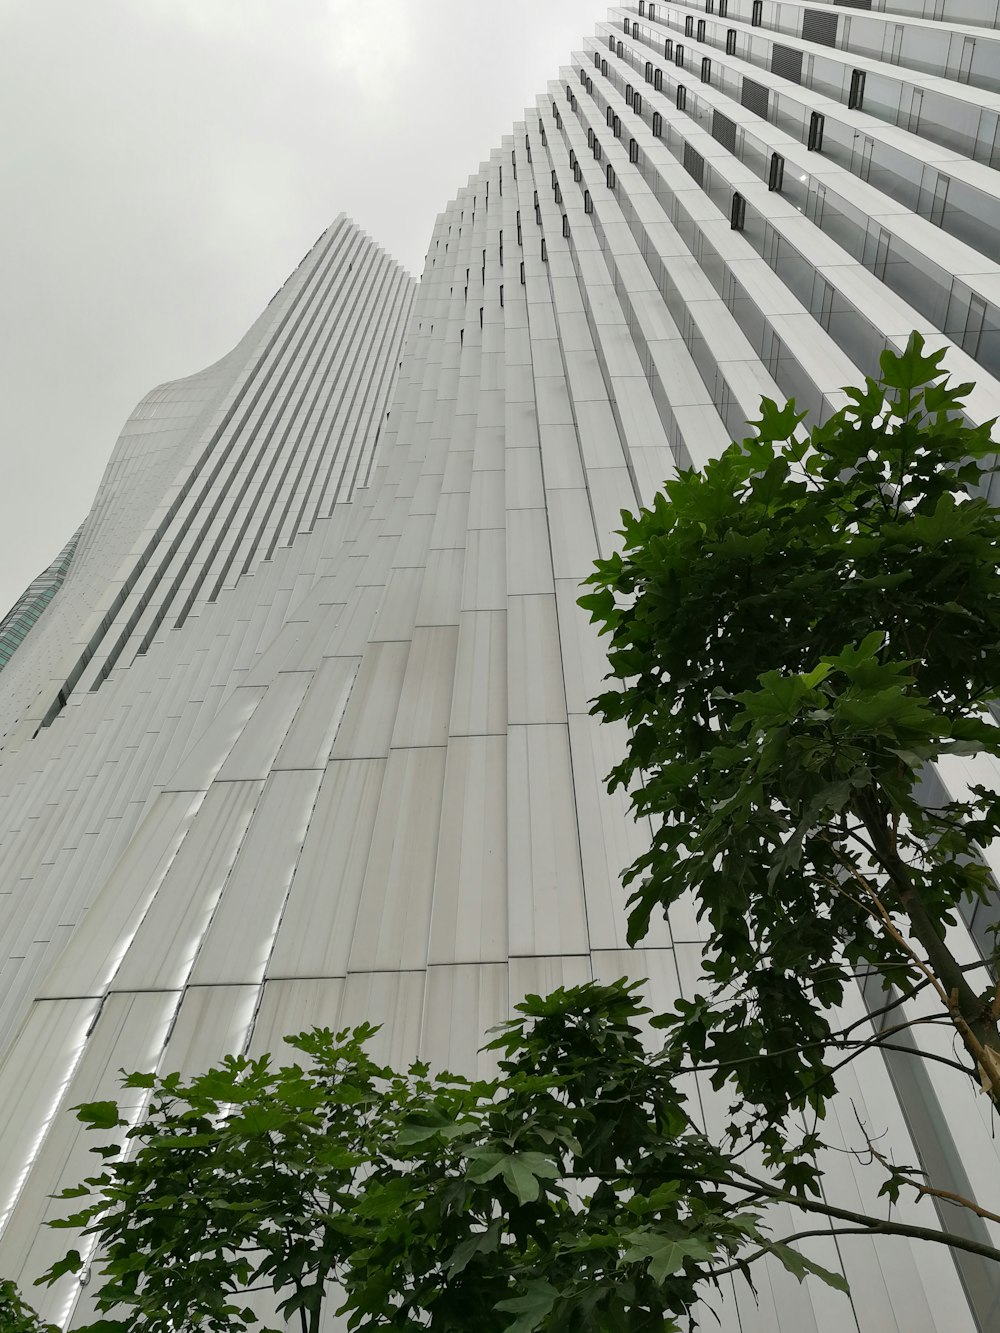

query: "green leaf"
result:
(73, 1101), (123, 1129)
(622, 1231), (715, 1284)
(767, 1243), (850, 1293)
(495, 1280), (559, 1333)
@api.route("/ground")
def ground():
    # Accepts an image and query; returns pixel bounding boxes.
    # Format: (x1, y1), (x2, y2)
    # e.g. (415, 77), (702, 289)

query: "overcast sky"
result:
(0, 0), (596, 617)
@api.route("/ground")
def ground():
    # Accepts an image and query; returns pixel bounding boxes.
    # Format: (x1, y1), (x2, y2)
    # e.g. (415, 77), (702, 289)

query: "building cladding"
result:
(1, 0), (1000, 1327)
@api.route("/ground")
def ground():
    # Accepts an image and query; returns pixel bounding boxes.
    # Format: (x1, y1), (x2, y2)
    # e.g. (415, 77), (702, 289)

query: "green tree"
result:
(580, 333), (1000, 1168)
(29, 984), (1000, 1332)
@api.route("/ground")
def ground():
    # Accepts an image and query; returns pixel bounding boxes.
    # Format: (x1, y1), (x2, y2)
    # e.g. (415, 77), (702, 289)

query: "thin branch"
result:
(720, 1169), (1000, 1265)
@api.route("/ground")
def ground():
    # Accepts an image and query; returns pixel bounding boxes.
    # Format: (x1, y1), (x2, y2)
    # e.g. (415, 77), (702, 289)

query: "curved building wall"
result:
(1, 5), (1000, 1330)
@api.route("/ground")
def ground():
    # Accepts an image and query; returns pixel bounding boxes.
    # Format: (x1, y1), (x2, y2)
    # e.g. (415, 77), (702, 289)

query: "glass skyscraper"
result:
(2, 3), (1000, 1328)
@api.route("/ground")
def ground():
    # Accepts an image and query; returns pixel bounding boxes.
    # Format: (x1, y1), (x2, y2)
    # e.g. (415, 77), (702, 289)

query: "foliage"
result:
(0, 1279), (58, 1333)
(40, 981), (990, 1333)
(580, 332), (1000, 1147)
(30, 983), (1000, 1332)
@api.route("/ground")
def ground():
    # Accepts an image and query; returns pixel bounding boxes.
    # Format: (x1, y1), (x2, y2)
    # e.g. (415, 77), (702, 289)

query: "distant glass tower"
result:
(2, 5), (1000, 1328)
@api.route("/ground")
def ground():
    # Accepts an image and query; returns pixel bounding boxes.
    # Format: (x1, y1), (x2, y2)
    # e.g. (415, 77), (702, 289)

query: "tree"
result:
(13, 335), (1000, 1328)
(580, 333), (1000, 1173)
(30, 984), (1000, 1332)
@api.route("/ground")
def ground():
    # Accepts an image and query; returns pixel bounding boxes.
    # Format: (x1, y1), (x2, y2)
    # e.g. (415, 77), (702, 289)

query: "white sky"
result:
(0, 0), (598, 616)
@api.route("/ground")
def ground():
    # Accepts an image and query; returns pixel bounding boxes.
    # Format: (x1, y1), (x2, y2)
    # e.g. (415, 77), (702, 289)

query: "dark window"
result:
(701, 56), (712, 82)
(584, 188), (593, 213)
(649, 4), (656, 19)
(594, 52), (600, 69)
(594, 138), (603, 161)
(835, 0), (872, 7)
(646, 59), (654, 82)
(808, 110), (825, 150)
(654, 67), (663, 91)
(602, 58), (608, 75)
(665, 38), (674, 59)
(682, 141), (705, 186)
(652, 110), (663, 136)
(802, 8), (838, 44)
(566, 84), (572, 101)
(626, 83), (634, 105)
(617, 39), (624, 56)
(520, 260), (525, 284)
(697, 19), (706, 40)
(562, 213), (570, 237)
(573, 161), (582, 182)
(768, 151), (785, 190)
(588, 127), (594, 146)
(479, 306), (484, 328)
(712, 109), (737, 153)
(849, 68), (866, 110)
(719, 0), (728, 15)
(707, 0), (715, 10)
(726, 28), (736, 55)
(607, 162), (617, 189)
(552, 168), (558, 188)
(516, 210), (522, 244)
(771, 44), (803, 83)
(499, 284), (504, 308)
(629, 137), (639, 163)
(634, 92), (643, 114)
(752, 0), (763, 24)
(587, 75), (593, 92)
(608, 105), (615, 127)
(624, 17), (631, 33)
(676, 83), (687, 110)
(580, 67), (587, 85)
(541, 238), (548, 262)
(741, 76), (770, 117)
(609, 35), (615, 51)
(639, 0), (645, 13)
(676, 43), (685, 67)
(731, 192), (746, 230)
(613, 113), (621, 137)
(685, 15), (694, 36)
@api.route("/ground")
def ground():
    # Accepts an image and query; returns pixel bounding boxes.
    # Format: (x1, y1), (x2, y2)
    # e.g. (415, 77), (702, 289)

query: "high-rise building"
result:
(2, 3), (1000, 1328)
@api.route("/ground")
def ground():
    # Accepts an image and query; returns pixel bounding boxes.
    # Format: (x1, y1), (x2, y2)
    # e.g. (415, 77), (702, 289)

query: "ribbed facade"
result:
(2, 4), (1000, 1329)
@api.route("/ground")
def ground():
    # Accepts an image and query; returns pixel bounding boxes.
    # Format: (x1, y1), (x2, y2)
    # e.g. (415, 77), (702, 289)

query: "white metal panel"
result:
(37, 792), (201, 1000)
(390, 626), (459, 749)
(449, 610), (507, 737)
(506, 594), (567, 725)
(187, 769), (323, 986)
(274, 657), (359, 770)
(507, 724), (589, 958)
(348, 747), (446, 973)
(162, 686), (266, 791)
(266, 758), (385, 980)
(330, 641), (409, 760)
(247, 977), (346, 1059)
(156, 984), (259, 1076)
(215, 672), (312, 781)
(429, 735), (507, 965)
(339, 969), (425, 1068)
(420, 963), (508, 1078)
(111, 779), (262, 992)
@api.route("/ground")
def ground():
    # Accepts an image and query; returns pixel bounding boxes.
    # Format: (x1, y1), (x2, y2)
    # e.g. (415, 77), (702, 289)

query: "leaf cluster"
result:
(32, 983), (850, 1333)
(580, 333), (1000, 1136)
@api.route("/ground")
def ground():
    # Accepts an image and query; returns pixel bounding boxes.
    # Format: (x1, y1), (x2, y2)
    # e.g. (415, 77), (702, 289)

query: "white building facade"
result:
(2, 3), (1000, 1328)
